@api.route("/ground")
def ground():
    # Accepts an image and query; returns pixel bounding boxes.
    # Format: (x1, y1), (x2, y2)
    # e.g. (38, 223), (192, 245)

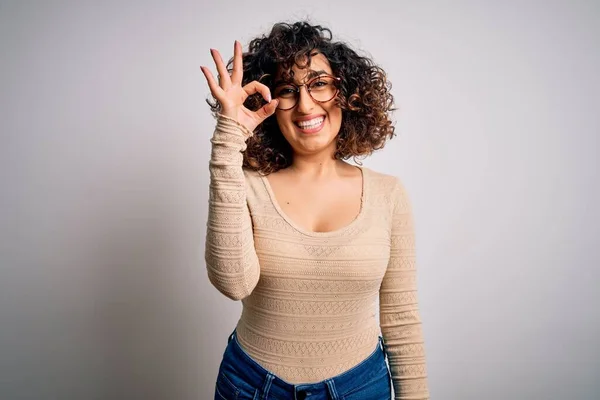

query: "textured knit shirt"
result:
(205, 115), (430, 399)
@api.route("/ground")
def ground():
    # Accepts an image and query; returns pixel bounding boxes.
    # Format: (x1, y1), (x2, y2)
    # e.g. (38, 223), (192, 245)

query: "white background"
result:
(1, 1), (599, 399)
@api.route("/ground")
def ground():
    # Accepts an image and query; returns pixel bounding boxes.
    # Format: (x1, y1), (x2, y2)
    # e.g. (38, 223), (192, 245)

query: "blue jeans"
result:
(214, 329), (392, 400)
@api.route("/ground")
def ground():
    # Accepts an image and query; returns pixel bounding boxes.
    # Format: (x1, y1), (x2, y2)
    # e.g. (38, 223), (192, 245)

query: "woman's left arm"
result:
(379, 177), (430, 400)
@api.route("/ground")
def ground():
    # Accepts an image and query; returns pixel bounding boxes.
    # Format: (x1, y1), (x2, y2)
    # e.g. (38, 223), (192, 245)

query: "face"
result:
(273, 53), (343, 157)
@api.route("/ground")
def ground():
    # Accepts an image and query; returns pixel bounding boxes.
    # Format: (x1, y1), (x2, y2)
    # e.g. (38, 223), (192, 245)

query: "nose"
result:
(296, 85), (315, 113)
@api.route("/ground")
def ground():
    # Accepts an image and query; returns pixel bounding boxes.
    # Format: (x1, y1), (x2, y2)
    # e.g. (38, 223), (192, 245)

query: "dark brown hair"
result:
(207, 21), (396, 174)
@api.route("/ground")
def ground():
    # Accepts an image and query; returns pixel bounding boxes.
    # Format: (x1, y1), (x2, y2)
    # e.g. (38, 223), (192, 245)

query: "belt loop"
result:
(379, 336), (387, 360)
(260, 372), (274, 399)
(325, 378), (340, 400)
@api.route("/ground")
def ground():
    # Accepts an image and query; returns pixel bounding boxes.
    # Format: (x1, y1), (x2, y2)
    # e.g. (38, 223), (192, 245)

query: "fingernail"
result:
(266, 94), (272, 102)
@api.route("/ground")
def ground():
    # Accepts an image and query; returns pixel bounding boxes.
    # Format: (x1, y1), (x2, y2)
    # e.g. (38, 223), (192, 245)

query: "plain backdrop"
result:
(1, 1), (599, 399)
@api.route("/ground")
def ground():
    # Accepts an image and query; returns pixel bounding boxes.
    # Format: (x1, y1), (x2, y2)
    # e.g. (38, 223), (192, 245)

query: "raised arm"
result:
(379, 178), (430, 399)
(201, 41), (279, 300)
(204, 115), (258, 300)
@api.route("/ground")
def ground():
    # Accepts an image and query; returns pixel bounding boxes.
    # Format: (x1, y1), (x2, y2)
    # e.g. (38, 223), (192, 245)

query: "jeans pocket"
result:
(215, 372), (239, 400)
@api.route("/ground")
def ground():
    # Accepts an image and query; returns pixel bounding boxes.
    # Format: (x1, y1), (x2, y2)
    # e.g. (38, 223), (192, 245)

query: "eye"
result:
(309, 78), (333, 91)
(275, 86), (297, 98)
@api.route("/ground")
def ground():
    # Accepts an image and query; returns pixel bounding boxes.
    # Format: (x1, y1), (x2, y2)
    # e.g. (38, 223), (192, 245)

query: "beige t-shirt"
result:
(205, 115), (430, 399)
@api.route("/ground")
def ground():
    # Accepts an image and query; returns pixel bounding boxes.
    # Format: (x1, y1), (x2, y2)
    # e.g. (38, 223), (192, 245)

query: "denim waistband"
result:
(225, 329), (388, 400)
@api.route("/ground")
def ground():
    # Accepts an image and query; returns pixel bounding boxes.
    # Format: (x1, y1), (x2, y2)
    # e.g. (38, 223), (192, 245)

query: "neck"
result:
(287, 147), (344, 179)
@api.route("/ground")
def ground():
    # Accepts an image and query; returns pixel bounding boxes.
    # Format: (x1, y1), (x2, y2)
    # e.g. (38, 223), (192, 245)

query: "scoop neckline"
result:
(259, 165), (368, 237)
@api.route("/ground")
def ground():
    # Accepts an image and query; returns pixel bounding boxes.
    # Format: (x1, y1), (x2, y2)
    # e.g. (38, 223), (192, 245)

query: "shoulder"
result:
(242, 167), (267, 202)
(363, 166), (412, 211)
(242, 167), (265, 188)
(363, 166), (405, 194)
(364, 166), (396, 184)
(243, 167), (270, 185)
(242, 167), (261, 179)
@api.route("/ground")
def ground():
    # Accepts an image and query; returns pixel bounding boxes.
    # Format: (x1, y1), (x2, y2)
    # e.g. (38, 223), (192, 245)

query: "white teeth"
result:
(296, 117), (324, 129)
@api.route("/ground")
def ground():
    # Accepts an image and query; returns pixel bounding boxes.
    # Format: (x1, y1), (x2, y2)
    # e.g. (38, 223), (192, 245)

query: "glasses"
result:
(270, 74), (341, 110)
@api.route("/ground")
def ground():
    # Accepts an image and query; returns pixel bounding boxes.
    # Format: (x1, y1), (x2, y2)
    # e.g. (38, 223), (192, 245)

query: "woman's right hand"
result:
(200, 41), (279, 134)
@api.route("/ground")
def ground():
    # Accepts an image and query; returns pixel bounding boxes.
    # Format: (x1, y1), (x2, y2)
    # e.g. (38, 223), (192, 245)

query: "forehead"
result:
(276, 52), (332, 82)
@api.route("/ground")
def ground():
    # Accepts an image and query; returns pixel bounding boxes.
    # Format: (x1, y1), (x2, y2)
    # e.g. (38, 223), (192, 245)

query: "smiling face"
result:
(273, 53), (343, 158)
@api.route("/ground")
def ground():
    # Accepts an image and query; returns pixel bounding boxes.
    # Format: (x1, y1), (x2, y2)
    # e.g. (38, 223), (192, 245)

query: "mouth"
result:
(294, 115), (326, 134)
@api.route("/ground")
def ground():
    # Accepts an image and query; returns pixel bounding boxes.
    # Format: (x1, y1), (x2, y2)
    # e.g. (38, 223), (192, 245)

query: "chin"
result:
(289, 131), (339, 155)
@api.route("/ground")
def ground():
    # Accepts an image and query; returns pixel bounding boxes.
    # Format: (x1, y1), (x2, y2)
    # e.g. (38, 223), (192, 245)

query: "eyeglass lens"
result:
(273, 76), (338, 110)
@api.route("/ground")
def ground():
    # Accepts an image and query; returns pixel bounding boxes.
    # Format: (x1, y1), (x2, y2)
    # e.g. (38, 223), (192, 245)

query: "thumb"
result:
(256, 99), (279, 121)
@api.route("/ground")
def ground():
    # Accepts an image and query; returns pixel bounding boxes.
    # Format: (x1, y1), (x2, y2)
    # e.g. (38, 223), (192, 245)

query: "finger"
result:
(200, 66), (224, 100)
(231, 40), (243, 85)
(242, 81), (272, 103)
(210, 48), (231, 89)
(255, 99), (279, 122)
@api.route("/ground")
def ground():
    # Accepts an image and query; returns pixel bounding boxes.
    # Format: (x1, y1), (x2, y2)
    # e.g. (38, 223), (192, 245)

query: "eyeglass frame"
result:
(260, 73), (342, 111)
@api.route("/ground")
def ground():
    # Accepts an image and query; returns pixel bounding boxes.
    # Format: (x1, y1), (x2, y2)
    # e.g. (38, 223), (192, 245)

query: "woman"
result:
(200, 21), (429, 400)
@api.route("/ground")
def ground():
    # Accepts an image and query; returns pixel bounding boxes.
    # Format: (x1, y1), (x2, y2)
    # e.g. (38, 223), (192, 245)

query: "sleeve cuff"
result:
(216, 113), (255, 139)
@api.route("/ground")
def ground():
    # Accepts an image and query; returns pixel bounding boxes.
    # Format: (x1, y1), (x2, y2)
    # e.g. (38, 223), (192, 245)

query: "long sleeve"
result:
(204, 114), (260, 301)
(379, 178), (430, 399)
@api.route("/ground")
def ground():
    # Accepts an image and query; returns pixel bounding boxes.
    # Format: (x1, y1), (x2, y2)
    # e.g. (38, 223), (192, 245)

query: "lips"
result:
(294, 116), (324, 128)
(293, 116), (326, 134)
(294, 113), (326, 128)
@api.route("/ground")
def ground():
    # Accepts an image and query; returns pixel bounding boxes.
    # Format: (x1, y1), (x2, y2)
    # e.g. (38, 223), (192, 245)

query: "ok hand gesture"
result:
(200, 41), (278, 133)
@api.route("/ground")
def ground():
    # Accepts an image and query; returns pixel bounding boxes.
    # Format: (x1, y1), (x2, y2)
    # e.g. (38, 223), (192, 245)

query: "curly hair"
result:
(207, 21), (396, 174)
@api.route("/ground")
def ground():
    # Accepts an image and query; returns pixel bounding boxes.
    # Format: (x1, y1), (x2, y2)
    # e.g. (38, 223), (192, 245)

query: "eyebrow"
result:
(274, 70), (329, 87)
